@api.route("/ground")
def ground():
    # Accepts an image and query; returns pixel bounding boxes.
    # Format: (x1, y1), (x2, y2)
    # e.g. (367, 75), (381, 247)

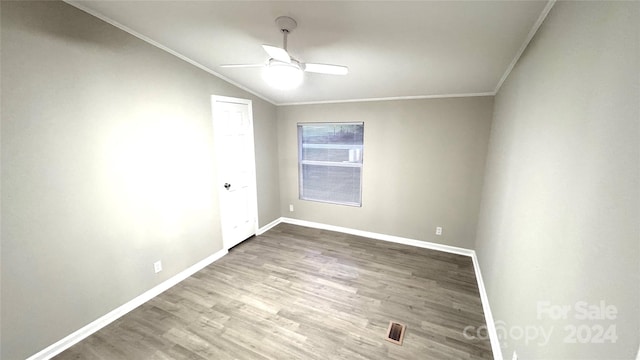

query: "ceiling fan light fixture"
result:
(262, 61), (303, 90)
(221, 16), (347, 90)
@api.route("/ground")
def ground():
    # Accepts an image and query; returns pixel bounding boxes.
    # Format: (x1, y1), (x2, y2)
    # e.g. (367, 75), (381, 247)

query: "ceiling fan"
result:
(220, 16), (349, 90)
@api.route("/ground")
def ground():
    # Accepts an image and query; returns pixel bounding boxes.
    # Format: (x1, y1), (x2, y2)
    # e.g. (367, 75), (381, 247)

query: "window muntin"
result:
(298, 123), (364, 206)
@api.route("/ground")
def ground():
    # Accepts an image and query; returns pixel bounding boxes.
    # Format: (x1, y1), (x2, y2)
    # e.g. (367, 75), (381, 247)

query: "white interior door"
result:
(211, 96), (258, 250)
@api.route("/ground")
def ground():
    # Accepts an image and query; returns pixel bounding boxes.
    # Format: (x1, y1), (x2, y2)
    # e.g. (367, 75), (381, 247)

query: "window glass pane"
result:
(301, 124), (363, 145)
(301, 124), (364, 163)
(301, 164), (361, 205)
(298, 123), (364, 206)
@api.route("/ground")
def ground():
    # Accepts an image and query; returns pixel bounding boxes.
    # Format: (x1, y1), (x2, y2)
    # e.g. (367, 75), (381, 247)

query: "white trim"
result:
(27, 249), (228, 360)
(210, 95), (252, 106)
(28, 217), (502, 359)
(63, 1), (496, 106)
(636, 344), (640, 360)
(493, 0), (556, 94)
(278, 92), (495, 106)
(471, 252), (503, 360)
(63, 0), (276, 106)
(256, 217), (282, 235)
(280, 217), (474, 257)
(278, 217), (502, 359)
(250, 217), (480, 260)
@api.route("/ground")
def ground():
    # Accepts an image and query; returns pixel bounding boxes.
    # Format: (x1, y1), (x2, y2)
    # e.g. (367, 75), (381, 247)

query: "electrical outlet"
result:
(289, 204), (294, 212)
(435, 226), (443, 236)
(153, 260), (162, 274)
(512, 351), (518, 360)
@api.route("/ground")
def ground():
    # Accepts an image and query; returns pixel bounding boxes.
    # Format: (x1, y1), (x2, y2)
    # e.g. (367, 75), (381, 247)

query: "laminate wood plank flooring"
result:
(55, 223), (493, 359)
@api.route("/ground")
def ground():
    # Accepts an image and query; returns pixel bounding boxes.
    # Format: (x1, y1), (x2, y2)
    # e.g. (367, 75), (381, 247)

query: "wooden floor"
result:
(56, 224), (493, 359)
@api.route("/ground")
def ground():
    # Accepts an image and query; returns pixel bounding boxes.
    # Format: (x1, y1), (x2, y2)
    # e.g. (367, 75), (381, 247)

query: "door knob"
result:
(224, 183), (231, 190)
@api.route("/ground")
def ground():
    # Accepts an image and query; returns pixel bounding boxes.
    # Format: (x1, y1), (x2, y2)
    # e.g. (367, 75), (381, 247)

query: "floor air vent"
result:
(385, 321), (406, 345)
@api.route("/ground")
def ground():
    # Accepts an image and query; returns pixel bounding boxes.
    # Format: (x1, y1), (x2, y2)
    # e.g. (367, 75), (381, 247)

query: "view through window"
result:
(298, 123), (364, 206)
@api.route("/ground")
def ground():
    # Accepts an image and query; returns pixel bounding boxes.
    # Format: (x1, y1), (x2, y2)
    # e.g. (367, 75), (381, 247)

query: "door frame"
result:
(211, 95), (259, 250)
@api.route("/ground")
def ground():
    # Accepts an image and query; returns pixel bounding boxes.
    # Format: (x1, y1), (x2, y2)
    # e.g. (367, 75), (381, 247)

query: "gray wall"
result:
(0, 2), (279, 359)
(253, 100), (281, 228)
(475, 1), (639, 358)
(277, 97), (493, 249)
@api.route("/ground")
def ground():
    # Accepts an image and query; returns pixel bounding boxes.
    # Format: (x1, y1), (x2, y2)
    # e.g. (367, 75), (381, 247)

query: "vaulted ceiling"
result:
(68, 1), (552, 105)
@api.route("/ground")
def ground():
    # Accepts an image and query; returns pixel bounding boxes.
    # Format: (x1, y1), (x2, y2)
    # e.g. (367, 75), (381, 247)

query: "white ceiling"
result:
(68, 1), (551, 105)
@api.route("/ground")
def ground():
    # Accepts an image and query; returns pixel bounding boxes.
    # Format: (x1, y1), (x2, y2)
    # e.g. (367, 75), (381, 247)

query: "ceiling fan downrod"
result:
(282, 29), (289, 51)
(275, 16), (297, 51)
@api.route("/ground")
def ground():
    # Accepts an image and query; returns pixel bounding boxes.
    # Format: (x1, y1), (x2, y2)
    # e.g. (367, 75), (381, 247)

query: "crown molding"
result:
(278, 92), (496, 106)
(494, 0), (556, 94)
(63, 0), (277, 106)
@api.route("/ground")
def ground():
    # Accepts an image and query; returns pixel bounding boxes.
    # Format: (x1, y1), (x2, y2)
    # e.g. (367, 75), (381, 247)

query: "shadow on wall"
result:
(8, 1), (128, 49)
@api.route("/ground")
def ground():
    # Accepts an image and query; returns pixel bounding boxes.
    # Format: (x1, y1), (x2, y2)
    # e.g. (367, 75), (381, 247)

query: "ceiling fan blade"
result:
(303, 63), (349, 75)
(262, 45), (291, 63)
(219, 64), (264, 68)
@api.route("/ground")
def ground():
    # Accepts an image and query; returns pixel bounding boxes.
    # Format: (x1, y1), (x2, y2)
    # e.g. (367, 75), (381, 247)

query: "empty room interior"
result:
(1, 1), (638, 359)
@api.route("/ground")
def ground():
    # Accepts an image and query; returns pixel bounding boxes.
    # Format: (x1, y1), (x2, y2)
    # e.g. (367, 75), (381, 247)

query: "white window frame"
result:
(298, 122), (364, 207)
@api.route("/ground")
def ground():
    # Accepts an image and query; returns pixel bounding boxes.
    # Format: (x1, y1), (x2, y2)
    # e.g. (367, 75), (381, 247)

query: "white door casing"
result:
(211, 95), (258, 250)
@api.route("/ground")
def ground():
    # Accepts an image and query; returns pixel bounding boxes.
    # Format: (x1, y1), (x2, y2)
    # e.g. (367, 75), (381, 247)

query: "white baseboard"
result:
(29, 218), (502, 360)
(27, 248), (228, 360)
(256, 217), (282, 235)
(471, 252), (503, 360)
(278, 217), (502, 359)
(280, 217), (475, 256)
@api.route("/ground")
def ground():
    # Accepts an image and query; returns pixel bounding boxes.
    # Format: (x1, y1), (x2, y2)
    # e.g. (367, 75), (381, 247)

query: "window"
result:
(298, 122), (364, 206)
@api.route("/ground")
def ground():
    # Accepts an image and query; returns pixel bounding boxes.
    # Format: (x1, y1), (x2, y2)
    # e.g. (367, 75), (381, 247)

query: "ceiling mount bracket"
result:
(275, 16), (297, 51)
(275, 16), (297, 33)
